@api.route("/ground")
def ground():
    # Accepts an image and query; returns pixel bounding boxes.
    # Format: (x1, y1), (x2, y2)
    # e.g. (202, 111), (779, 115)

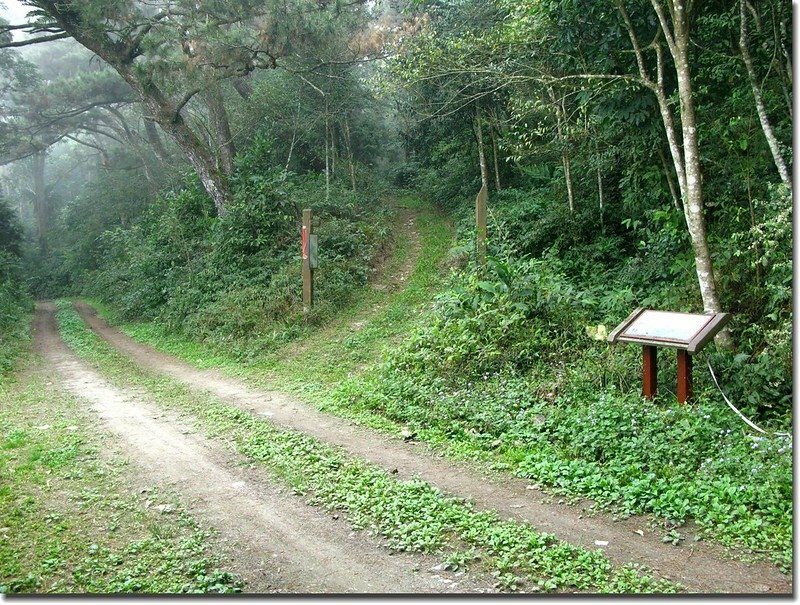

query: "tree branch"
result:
(172, 88), (201, 120)
(0, 32), (69, 48)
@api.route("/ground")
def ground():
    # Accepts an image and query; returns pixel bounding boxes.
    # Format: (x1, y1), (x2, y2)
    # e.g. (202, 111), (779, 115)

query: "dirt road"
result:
(35, 303), (494, 594)
(72, 301), (791, 594)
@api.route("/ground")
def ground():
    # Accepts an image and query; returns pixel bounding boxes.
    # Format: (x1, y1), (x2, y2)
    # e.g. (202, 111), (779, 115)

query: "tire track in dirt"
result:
(37, 303), (492, 594)
(73, 301), (792, 594)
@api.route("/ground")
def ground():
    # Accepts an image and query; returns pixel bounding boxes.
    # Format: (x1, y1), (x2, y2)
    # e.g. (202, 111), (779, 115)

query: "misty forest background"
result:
(0, 0), (793, 573)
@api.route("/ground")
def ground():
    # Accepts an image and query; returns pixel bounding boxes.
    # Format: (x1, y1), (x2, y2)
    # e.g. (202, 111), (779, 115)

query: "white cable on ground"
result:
(706, 359), (791, 438)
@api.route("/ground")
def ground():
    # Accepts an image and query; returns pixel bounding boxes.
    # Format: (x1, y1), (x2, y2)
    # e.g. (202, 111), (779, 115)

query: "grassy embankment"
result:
(81, 196), (792, 573)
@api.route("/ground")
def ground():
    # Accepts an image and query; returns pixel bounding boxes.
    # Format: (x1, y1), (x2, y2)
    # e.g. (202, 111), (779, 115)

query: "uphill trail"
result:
(66, 201), (790, 595)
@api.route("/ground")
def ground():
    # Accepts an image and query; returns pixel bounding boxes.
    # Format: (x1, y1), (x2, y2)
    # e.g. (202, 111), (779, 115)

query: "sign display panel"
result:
(607, 307), (731, 403)
(309, 234), (319, 269)
(608, 307), (730, 353)
(622, 310), (713, 344)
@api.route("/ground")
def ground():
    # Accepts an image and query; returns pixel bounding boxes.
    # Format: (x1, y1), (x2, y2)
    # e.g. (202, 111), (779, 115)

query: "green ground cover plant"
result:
(78, 191), (792, 574)
(0, 354), (242, 594)
(56, 300), (679, 594)
(324, 226), (792, 571)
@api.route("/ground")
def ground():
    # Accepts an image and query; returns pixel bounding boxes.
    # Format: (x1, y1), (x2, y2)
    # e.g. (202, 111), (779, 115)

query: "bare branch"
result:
(0, 32), (69, 48)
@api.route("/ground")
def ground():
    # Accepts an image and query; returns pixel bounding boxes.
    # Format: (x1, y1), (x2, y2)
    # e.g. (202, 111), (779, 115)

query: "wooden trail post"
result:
(302, 208), (313, 313)
(475, 184), (488, 266)
(608, 308), (730, 404)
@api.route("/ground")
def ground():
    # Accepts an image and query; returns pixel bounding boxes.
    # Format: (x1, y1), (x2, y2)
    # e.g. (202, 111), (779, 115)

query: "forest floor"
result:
(7, 203), (791, 594)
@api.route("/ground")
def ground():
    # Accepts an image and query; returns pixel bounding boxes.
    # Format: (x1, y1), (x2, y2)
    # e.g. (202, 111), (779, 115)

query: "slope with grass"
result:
(69, 197), (790, 594)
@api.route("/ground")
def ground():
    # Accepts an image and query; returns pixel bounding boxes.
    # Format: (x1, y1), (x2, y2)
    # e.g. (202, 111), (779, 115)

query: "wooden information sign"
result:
(608, 308), (730, 403)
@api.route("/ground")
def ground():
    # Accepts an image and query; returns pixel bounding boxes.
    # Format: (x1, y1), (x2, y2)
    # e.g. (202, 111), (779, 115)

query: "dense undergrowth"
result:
(0, 200), (32, 377)
(328, 183), (792, 571)
(24, 127), (394, 362)
(83, 167), (391, 360)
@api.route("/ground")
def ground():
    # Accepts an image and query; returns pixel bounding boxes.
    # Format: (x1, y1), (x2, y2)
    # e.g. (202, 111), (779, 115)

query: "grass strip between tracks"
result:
(56, 299), (680, 594)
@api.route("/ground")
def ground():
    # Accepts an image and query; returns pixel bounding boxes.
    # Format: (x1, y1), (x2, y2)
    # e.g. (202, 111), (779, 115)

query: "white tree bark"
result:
(739, 0), (791, 188)
(651, 0), (733, 347)
(618, 0), (732, 347)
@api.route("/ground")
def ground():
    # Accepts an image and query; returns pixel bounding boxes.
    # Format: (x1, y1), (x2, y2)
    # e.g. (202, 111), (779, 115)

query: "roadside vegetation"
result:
(83, 192), (793, 572)
(0, 353), (242, 594)
(0, 200), (32, 376)
(56, 300), (678, 594)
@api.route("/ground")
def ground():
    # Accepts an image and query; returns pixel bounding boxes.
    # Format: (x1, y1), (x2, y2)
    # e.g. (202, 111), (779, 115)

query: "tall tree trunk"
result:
(31, 151), (48, 256)
(739, 0), (791, 188)
(618, 0), (732, 348)
(285, 101), (301, 174)
(650, 0), (732, 347)
(231, 77), (252, 100)
(473, 109), (489, 190)
(31, 0), (234, 215)
(144, 119), (168, 163)
(547, 87), (575, 213)
(124, 76), (230, 214)
(596, 161), (604, 233)
(490, 120), (502, 191)
(324, 100), (330, 202)
(205, 82), (236, 176)
(343, 118), (357, 192)
(331, 124), (337, 179)
(562, 152), (575, 214)
(777, 11), (792, 118)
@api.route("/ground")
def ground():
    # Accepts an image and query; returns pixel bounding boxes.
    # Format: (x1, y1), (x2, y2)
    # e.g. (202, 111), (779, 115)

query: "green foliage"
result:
(324, 189), (792, 569)
(338, 356), (792, 570)
(0, 200), (32, 377)
(710, 183), (793, 421)
(395, 249), (590, 377)
(87, 137), (392, 359)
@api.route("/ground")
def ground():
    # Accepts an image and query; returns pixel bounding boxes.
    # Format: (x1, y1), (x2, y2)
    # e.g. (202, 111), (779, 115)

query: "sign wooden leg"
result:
(642, 345), (657, 399)
(676, 350), (693, 404)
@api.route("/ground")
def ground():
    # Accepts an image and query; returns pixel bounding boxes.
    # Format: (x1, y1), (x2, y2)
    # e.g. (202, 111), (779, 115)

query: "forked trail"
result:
(35, 303), (493, 594)
(71, 301), (791, 594)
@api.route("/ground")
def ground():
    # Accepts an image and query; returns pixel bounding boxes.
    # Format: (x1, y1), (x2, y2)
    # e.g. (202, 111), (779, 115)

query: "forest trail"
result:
(34, 302), (494, 594)
(72, 300), (791, 594)
(281, 204), (424, 363)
